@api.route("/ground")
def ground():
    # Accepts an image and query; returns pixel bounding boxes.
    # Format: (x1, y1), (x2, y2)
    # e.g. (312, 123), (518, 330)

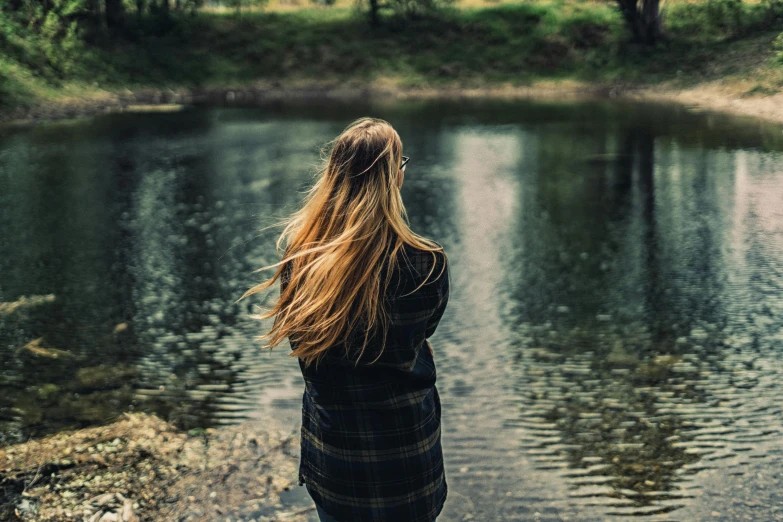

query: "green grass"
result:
(1, 0), (783, 114)
(0, 56), (58, 110)
(95, 3), (627, 86)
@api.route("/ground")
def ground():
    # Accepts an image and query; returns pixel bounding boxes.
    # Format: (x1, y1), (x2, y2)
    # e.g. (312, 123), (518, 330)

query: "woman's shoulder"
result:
(397, 241), (448, 281)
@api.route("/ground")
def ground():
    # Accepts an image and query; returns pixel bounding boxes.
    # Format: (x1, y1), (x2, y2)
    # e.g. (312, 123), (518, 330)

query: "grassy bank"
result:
(1, 0), (783, 120)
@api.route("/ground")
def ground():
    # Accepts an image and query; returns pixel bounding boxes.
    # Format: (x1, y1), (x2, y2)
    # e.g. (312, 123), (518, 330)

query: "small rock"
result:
(17, 499), (35, 513)
(91, 493), (116, 507)
(113, 322), (128, 334)
(121, 499), (137, 522)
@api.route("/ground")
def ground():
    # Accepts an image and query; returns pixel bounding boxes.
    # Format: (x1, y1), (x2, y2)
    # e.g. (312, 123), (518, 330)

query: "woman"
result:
(237, 117), (450, 522)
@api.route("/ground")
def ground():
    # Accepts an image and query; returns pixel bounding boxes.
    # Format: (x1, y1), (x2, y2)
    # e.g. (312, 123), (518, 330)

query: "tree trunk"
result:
(86, 0), (101, 14)
(369, 0), (379, 25)
(641, 0), (661, 45)
(105, 0), (125, 29)
(616, 0), (661, 45)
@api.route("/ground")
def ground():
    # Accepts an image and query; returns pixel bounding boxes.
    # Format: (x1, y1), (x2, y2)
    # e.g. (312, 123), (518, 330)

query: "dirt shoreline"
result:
(0, 413), (313, 522)
(2, 79), (783, 129)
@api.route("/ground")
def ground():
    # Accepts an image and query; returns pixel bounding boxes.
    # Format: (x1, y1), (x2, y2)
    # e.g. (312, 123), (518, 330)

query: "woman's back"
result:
(237, 117), (451, 522)
(284, 243), (450, 522)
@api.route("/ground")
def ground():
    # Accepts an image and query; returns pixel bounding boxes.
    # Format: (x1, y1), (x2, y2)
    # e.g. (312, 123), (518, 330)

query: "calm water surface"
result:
(1, 100), (783, 521)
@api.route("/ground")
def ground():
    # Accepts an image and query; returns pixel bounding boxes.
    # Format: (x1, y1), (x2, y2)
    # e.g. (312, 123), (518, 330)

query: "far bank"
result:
(2, 77), (783, 131)
(2, 1), (783, 127)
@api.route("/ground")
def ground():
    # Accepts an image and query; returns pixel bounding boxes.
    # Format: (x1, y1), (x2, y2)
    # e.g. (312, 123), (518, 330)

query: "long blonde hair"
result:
(235, 117), (445, 370)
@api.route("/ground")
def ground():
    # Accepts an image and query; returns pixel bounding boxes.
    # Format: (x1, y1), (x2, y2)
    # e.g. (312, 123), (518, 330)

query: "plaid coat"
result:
(280, 242), (450, 522)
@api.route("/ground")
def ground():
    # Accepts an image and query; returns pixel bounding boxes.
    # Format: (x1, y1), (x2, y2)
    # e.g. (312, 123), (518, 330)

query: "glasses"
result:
(400, 156), (409, 171)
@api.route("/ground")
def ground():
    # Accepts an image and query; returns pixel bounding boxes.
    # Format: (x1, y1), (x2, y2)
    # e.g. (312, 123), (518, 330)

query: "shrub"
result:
(224, 0), (270, 14)
(774, 32), (783, 63)
(386, 0), (457, 20)
(666, 0), (751, 41)
(761, 0), (783, 23)
(561, 18), (611, 49)
(666, 0), (783, 41)
(0, 0), (90, 78)
(704, 0), (745, 32)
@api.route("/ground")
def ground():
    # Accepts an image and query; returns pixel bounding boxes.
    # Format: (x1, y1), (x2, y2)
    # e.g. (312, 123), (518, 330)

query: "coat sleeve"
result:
(425, 251), (450, 339)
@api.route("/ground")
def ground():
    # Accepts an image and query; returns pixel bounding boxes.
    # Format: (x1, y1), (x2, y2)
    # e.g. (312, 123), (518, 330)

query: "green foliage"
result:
(40, 3), (88, 74)
(0, 65), (30, 109)
(761, 0), (783, 23)
(774, 32), (783, 63)
(351, 0), (457, 25)
(186, 0), (208, 11)
(560, 15), (613, 49)
(386, 0), (456, 19)
(1, 0), (781, 115)
(666, 0), (783, 42)
(0, 0), (91, 78)
(224, 0), (270, 14)
(666, 0), (746, 40)
(703, 0), (745, 32)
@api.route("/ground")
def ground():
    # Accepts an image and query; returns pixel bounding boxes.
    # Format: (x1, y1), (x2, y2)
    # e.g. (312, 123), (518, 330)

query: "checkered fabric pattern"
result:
(280, 242), (450, 522)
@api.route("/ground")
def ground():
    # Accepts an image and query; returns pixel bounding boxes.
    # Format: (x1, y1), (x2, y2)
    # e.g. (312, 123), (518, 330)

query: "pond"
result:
(1, 99), (783, 521)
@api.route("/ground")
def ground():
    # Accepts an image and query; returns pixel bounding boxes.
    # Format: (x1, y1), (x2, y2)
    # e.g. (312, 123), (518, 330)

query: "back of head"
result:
(237, 117), (445, 369)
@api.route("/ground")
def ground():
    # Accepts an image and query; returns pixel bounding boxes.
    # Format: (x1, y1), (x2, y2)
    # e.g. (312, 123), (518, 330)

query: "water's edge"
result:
(2, 80), (783, 129)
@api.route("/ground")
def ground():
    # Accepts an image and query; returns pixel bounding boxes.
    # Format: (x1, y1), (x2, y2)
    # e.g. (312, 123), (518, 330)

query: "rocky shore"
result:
(2, 79), (783, 130)
(0, 413), (314, 522)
